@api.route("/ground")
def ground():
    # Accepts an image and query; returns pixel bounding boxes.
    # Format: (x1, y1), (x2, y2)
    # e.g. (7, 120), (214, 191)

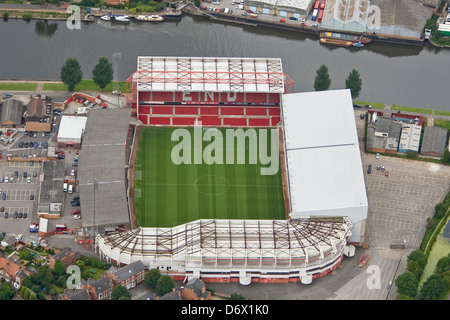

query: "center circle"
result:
(194, 175), (230, 196)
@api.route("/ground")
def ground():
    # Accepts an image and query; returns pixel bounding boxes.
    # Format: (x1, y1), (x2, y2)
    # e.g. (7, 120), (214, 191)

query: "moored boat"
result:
(100, 14), (112, 21)
(319, 38), (353, 47)
(135, 14), (164, 22)
(114, 15), (131, 22)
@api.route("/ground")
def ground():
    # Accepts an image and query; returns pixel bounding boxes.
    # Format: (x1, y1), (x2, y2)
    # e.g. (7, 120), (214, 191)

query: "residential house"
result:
(25, 95), (52, 132)
(60, 288), (92, 300)
(86, 277), (114, 300)
(48, 247), (81, 269)
(180, 278), (211, 300)
(0, 253), (33, 289)
(105, 260), (146, 289)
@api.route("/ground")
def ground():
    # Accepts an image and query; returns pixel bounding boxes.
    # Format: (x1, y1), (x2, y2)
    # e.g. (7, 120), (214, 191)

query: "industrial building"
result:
(38, 161), (65, 219)
(366, 117), (402, 154)
(0, 98), (23, 127)
(320, 0), (370, 33)
(420, 126), (449, 157)
(78, 108), (132, 239)
(245, 0), (314, 19)
(56, 116), (88, 148)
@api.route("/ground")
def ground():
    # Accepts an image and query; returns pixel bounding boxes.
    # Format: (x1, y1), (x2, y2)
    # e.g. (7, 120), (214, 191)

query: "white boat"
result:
(100, 14), (112, 21)
(114, 15), (130, 22)
(135, 14), (164, 22)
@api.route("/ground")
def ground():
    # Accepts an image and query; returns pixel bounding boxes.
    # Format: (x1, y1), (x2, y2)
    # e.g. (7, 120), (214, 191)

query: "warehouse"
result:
(38, 161), (65, 219)
(0, 98), (23, 127)
(57, 116), (88, 148)
(320, 0), (370, 33)
(244, 0), (314, 19)
(282, 89), (368, 244)
(421, 126), (449, 157)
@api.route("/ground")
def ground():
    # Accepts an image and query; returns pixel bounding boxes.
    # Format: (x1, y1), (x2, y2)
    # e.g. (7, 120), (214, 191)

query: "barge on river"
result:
(320, 32), (372, 47)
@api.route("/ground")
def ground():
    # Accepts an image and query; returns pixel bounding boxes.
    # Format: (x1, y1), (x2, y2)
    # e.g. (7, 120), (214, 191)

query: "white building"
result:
(57, 116), (88, 148)
(281, 89), (368, 244)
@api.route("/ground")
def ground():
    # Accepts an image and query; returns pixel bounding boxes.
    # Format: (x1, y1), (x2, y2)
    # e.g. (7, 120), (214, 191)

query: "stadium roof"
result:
(96, 217), (353, 265)
(78, 109), (132, 232)
(132, 56), (290, 93)
(282, 89), (368, 218)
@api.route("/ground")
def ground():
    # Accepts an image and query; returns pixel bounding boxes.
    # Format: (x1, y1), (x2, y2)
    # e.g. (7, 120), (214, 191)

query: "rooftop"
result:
(133, 56), (288, 93)
(78, 109), (132, 230)
(282, 89), (368, 217)
(57, 116), (88, 141)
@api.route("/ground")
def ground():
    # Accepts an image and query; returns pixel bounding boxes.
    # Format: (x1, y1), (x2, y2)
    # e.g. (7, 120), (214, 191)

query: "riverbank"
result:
(0, 2), (445, 48)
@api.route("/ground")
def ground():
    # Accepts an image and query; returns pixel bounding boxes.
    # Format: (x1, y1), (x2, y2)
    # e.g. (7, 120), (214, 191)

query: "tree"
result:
(313, 65), (331, 91)
(395, 272), (419, 298)
(60, 58), (83, 91)
(111, 284), (131, 300)
(53, 260), (65, 276)
(145, 268), (161, 289)
(92, 57), (114, 90)
(229, 293), (245, 300)
(443, 148), (450, 164)
(417, 274), (447, 300)
(407, 250), (428, 271)
(155, 275), (175, 297)
(345, 69), (362, 99)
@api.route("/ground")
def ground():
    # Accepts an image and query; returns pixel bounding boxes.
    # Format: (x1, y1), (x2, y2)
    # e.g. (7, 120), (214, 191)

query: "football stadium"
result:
(95, 57), (367, 285)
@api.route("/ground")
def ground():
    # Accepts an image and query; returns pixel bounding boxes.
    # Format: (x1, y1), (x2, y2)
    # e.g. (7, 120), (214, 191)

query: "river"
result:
(1, 15), (450, 110)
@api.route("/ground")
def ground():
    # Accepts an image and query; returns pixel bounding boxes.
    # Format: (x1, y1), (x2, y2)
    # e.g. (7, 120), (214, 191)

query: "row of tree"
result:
(395, 249), (450, 300)
(60, 57), (114, 91)
(313, 64), (363, 99)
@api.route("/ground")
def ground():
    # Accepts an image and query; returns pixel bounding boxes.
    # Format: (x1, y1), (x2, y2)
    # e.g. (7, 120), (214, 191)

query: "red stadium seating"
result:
(223, 118), (247, 126)
(245, 108), (268, 116)
(246, 92), (268, 103)
(220, 107), (245, 116)
(268, 108), (281, 116)
(152, 92), (174, 101)
(152, 106), (174, 115)
(271, 117), (281, 126)
(175, 106), (199, 115)
(248, 118), (271, 127)
(149, 116), (171, 125)
(200, 107), (220, 115)
(199, 116), (222, 126)
(172, 117), (197, 126)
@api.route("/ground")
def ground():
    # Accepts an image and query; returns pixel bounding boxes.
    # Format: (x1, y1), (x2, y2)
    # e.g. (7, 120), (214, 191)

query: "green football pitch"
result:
(133, 127), (286, 228)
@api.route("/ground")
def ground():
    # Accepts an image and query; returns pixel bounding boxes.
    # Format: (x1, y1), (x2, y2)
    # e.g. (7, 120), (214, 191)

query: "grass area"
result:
(434, 119), (450, 130)
(391, 104), (434, 114)
(42, 80), (127, 93)
(0, 82), (38, 91)
(353, 100), (385, 109)
(134, 127), (286, 228)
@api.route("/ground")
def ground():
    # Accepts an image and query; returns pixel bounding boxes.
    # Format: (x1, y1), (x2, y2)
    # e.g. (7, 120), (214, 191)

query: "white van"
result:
(63, 183), (68, 192)
(68, 185), (73, 194)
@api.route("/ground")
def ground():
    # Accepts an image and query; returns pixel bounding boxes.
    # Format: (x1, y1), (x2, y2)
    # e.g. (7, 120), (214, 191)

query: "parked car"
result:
(385, 171), (389, 177)
(71, 201), (80, 207)
(23, 213), (27, 219)
(4, 212), (8, 219)
(72, 162), (78, 167)
(74, 215), (81, 220)
(0, 207), (3, 212)
(72, 210), (80, 215)
(301, 22), (308, 26)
